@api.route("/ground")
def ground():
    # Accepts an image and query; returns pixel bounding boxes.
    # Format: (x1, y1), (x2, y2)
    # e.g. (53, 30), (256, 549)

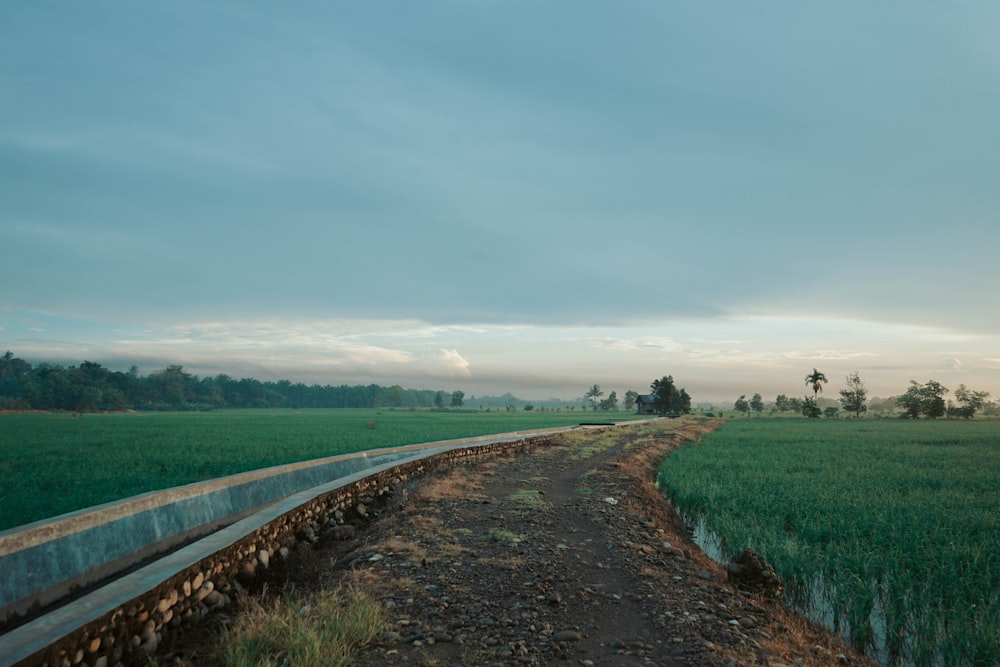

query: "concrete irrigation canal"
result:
(0, 422), (636, 667)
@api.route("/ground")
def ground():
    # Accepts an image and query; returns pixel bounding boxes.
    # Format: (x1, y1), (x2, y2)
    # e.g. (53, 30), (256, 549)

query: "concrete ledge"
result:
(0, 445), (424, 626)
(0, 423), (614, 667)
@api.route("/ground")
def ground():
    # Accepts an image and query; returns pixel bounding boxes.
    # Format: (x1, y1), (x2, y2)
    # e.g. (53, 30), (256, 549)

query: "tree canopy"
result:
(649, 375), (692, 416)
(898, 380), (948, 419)
(839, 372), (868, 418)
(805, 368), (828, 398)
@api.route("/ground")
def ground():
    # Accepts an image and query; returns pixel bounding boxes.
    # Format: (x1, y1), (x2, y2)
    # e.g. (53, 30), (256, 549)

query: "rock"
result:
(329, 524), (356, 541)
(553, 630), (582, 642)
(727, 548), (784, 600)
(237, 561), (256, 584)
(138, 620), (157, 655)
(257, 549), (269, 569)
(203, 590), (226, 609)
(194, 581), (214, 603)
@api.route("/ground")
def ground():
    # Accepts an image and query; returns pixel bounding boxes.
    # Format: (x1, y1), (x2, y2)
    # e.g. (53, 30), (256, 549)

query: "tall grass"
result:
(217, 586), (385, 667)
(658, 419), (1000, 666)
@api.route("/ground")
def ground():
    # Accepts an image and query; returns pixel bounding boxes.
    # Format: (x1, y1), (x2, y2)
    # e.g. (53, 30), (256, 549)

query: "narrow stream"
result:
(683, 511), (926, 667)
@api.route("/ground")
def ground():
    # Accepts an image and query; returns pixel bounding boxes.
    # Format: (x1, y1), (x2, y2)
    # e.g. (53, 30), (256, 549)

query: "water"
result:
(682, 511), (937, 667)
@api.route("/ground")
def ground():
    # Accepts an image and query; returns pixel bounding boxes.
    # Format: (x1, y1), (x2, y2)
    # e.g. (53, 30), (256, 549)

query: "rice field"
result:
(657, 419), (1000, 666)
(0, 408), (642, 532)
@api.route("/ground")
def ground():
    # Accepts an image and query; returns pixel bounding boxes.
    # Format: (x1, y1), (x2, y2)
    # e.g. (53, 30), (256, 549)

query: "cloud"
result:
(941, 357), (962, 370)
(106, 320), (416, 369)
(438, 349), (471, 378)
(586, 336), (682, 352)
(779, 350), (878, 361)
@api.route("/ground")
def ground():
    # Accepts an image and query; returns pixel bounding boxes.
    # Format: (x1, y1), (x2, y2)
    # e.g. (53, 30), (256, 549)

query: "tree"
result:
(623, 390), (639, 412)
(386, 384), (404, 408)
(450, 390), (464, 408)
(585, 384), (603, 411)
(774, 394), (791, 413)
(649, 376), (692, 416)
(801, 396), (822, 418)
(805, 368), (828, 399)
(951, 384), (990, 418)
(897, 380), (948, 419)
(148, 365), (194, 409)
(750, 393), (764, 417)
(599, 390), (618, 411)
(839, 372), (868, 418)
(734, 394), (750, 417)
(921, 380), (948, 419)
(897, 381), (923, 419)
(0, 351), (32, 403)
(434, 390), (447, 409)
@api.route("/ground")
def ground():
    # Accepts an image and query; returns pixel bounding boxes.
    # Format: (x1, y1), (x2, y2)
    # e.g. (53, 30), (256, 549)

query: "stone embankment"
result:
(3, 431), (563, 667)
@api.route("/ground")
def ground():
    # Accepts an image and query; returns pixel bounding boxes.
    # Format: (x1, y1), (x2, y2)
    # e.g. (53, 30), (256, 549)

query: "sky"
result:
(2, 2), (999, 405)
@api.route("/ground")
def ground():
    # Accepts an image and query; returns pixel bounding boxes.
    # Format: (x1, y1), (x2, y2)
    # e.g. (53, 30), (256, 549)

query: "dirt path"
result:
(161, 418), (872, 666)
(330, 419), (871, 666)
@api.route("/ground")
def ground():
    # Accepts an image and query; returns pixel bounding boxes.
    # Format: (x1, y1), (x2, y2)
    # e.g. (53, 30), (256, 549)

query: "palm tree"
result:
(805, 368), (828, 398)
(585, 384), (603, 411)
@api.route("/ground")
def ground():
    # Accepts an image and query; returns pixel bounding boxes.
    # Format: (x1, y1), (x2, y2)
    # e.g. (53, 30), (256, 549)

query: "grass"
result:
(216, 586), (385, 667)
(658, 419), (1000, 666)
(0, 408), (644, 531)
(483, 529), (523, 544)
(509, 489), (545, 506)
(558, 428), (625, 461)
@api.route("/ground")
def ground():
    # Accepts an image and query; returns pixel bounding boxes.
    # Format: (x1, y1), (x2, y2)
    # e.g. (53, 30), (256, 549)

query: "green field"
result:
(658, 419), (1000, 666)
(0, 409), (642, 532)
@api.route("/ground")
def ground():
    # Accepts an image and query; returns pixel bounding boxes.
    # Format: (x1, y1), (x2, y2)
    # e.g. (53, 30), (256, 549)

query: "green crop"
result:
(0, 408), (645, 532)
(658, 419), (1000, 666)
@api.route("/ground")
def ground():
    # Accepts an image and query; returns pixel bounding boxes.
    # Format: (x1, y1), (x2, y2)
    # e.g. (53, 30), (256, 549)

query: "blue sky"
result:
(2, 2), (999, 404)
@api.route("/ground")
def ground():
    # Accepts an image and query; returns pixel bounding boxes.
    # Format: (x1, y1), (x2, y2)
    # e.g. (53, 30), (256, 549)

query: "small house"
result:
(635, 394), (656, 415)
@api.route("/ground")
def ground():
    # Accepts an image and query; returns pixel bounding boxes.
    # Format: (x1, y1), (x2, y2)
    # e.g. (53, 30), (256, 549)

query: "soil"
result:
(162, 419), (875, 666)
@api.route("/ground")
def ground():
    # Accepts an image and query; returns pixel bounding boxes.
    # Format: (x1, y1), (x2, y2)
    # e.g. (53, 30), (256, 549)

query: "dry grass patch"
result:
(556, 429), (625, 461)
(419, 467), (483, 499)
(378, 536), (429, 563)
(437, 542), (470, 558)
(215, 586), (386, 667)
(406, 514), (442, 532)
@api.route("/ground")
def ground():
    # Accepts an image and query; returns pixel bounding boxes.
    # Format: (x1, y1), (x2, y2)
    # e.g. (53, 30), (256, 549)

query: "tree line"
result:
(731, 368), (995, 419)
(0, 351), (469, 412)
